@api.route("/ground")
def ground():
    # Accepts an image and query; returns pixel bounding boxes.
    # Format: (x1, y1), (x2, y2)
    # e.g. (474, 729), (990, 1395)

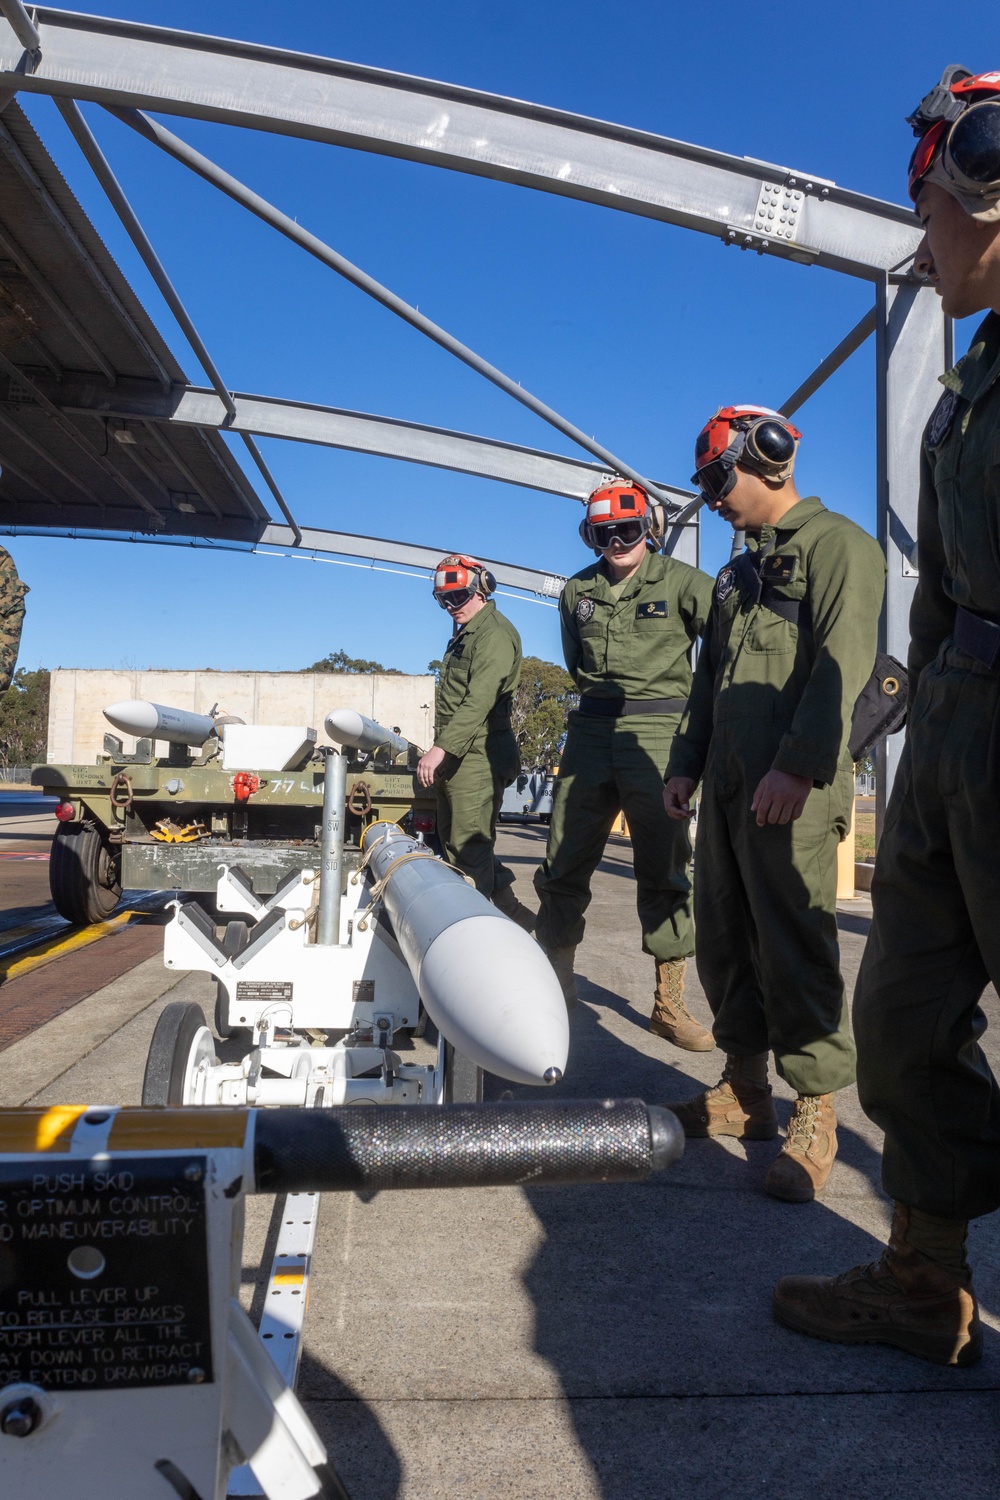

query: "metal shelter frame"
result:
(0, 4), (951, 818)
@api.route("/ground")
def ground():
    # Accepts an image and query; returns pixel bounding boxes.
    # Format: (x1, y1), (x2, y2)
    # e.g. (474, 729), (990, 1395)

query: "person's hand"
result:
(750, 769), (812, 827)
(663, 776), (698, 820)
(416, 745), (447, 788)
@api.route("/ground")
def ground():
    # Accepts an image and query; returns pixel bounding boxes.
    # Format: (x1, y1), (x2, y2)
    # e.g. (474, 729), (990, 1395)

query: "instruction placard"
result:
(0, 1154), (213, 1391)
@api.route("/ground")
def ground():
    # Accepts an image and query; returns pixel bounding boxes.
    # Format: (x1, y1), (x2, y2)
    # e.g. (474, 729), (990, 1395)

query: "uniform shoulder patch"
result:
(635, 600), (668, 619)
(926, 389), (960, 450)
(759, 554), (799, 585)
(715, 566), (736, 603)
(575, 596), (596, 625)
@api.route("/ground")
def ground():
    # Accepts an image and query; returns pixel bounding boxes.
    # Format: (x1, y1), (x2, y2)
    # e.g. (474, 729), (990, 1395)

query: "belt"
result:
(578, 696), (688, 718)
(486, 700), (513, 731)
(954, 605), (1000, 669)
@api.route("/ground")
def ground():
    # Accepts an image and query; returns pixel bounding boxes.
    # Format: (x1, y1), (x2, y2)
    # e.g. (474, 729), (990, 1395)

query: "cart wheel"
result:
(142, 1001), (217, 1105)
(49, 822), (122, 925)
(214, 920), (250, 1039)
(444, 1042), (483, 1103)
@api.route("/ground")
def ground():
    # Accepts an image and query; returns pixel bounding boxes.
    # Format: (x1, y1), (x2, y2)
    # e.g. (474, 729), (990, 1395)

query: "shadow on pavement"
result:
(502, 984), (1000, 1497)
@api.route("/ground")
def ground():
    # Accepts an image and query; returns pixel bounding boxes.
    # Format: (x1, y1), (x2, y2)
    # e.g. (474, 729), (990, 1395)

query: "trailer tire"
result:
(444, 1042), (483, 1103)
(142, 1001), (216, 1106)
(214, 920), (250, 1039)
(49, 822), (122, 926)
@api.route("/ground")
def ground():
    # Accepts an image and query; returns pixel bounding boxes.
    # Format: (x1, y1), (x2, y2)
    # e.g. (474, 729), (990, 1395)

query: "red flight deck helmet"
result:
(692, 406), (801, 505)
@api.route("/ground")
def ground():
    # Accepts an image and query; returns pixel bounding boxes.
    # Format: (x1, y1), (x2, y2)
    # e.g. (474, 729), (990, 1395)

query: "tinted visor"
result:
(435, 586), (477, 611)
(691, 459), (737, 504)
(948, 100), (1000, 183)
(908, 119), (947, 197)
(590, 518), (647, 550)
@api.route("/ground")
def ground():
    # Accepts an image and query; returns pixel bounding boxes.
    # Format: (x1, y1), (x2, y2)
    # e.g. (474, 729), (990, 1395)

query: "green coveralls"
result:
(666, 499), (885, 1097)
(434, 599), (522, 898)
(0, 546), (27, 693)
(856, 311), (1000, 1219)
(534, 548), (713, 960)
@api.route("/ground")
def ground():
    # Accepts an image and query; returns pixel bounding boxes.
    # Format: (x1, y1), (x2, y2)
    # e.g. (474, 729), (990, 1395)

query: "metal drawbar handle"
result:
(252, 1099), (683, 1194)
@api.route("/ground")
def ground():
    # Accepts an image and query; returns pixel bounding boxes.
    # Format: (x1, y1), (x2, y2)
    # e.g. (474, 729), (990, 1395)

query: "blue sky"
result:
(8, 1), (997, 680)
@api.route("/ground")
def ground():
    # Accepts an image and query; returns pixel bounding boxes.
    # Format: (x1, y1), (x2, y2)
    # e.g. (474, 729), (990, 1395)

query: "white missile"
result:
(325, 708), (412, 758)
(104, 699), (217, 747)
(361, 821), (569, 1086)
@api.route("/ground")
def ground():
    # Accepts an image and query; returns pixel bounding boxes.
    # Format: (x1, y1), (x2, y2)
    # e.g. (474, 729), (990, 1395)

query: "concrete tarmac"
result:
(2, 826), (998, 1498)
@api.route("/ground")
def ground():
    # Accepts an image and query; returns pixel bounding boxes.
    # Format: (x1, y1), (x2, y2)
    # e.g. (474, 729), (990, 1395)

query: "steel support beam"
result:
(780, 307), (877, 418)
(110, 106), (678, 508)
(0, 520), (568, 600)
(0, 11), (921, 280)
(259, 524), (568, 598)
(37, 372), (696, 506)
(874, 281), (950, 835)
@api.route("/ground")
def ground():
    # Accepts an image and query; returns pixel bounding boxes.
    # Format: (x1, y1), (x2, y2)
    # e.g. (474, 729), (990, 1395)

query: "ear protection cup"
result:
(479, 568), (497, 596)
(745, 420), (797, 472)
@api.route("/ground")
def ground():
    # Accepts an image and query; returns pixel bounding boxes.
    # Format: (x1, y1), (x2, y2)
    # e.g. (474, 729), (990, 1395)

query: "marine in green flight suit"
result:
(417, 554), (530, 925)
(533, 481), (714, 1049)
(664, 406), (884, 1203)
(774, 67), (1000, 1368)
(0, 546), (27, 694)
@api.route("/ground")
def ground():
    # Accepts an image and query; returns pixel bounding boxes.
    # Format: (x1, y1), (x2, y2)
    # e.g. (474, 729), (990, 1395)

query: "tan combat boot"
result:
(765, 1093), (838, 1203)
(649, 958), (714, 1052)
(491, 884), (536, 933)
(542, 945), (577, 1009)
(669, 1054), (778, 1140)
(773, 1204), (982, 1367)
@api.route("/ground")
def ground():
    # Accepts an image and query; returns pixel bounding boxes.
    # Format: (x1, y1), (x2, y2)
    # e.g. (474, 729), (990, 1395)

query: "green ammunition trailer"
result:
(33, 734), (437, 925)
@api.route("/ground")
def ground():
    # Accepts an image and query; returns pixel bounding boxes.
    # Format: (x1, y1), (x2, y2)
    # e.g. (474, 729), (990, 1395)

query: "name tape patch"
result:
(635, 600), (669, 619)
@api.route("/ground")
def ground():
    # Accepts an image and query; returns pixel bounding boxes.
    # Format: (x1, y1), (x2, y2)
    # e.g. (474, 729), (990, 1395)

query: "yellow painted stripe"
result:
(0, 909), (139, 982)
(273, 1271), (306, 1286)
(0, 1107), (249, 1153)
(107, 1108), (249, 1151)
(0, 1105), (88, 1152)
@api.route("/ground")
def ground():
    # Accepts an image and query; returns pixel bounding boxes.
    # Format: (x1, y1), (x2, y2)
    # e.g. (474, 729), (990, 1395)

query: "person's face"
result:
(704, 465), (778, 532)
(598, 533), (648, 574)
(913, 182), (1000, 318)
(447, 591), (486, 627)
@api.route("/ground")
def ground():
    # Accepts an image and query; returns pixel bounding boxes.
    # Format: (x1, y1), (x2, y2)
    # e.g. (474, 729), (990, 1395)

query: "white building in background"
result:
(46, 669), (435, 764)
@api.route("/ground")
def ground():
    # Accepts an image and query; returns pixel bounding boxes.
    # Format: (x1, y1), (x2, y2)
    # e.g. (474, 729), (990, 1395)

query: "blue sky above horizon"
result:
(7, 1), (998, 679)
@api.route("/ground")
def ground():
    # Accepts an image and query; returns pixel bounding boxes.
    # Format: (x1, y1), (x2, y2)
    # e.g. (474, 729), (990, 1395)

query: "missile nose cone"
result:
(419, 914), (570, 1086)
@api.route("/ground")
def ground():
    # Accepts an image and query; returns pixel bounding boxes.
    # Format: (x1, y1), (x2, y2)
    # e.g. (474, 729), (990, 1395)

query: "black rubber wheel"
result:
(214, 920), (250, 1039)
(142, 1001), (215, 1106)
(444, 1042), (484, 1103)
(49, 822), (122, 926)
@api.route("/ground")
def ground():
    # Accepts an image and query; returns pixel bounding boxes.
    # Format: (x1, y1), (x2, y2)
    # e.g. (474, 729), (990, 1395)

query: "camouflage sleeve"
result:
(0, 549), (28, 695)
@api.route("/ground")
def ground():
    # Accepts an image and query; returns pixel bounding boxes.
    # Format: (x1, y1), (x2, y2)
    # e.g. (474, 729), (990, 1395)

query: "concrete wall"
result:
(47, 670), (436, 764)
